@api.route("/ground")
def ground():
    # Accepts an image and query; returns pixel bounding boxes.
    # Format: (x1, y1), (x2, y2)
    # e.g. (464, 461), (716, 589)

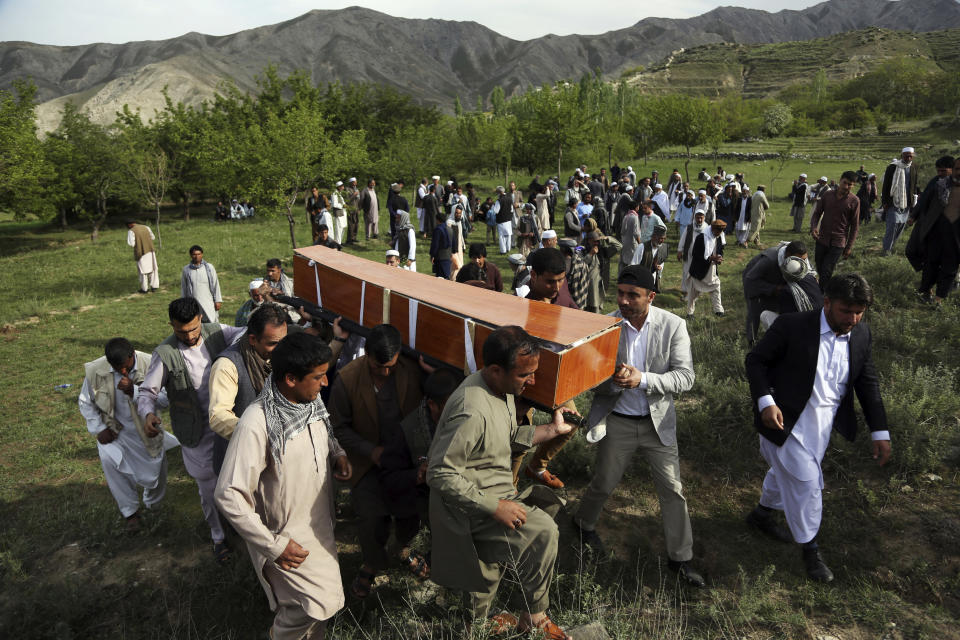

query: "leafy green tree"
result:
(117, 106), (171, 246)
(53, 103), (136, 240)
(0, 80), (52, 220)
(655, 95), (725, 181)
(762, 103), (793, 137)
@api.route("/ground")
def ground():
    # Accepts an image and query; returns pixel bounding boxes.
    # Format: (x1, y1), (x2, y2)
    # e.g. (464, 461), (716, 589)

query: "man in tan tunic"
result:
(126, 220), (159, 293)
(216, 332), (351, 640)
(427, 326), (574, 640)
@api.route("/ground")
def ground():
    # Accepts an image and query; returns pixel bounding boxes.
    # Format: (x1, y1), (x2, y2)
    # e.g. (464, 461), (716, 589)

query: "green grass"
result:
(2, 141), (959, 638)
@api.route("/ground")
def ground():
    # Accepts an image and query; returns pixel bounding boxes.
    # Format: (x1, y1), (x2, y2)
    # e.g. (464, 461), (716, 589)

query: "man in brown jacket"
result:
(328, 324), (423, 598)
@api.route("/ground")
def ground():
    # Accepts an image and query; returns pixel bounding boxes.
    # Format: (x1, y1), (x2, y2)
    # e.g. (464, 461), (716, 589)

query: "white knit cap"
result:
(902, 147), (915, 154)
(432, 175), (440, 180)
(335, 180), (343, 187)
(541, 229), (557, 239)
(799, 173), (807, 178)
(348, 177), (356, 183)
(385, 249), (400, 257)
(249, 279), (264, 290)
(819, 176), (828, 182)
(654, 183), (662, 189)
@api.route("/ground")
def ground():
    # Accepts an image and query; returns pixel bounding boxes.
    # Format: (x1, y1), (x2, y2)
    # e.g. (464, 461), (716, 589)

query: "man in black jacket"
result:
(744, 274), (890, 583)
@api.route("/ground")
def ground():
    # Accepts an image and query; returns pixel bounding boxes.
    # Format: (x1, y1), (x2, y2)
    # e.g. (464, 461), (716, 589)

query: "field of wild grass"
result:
(1, 152), (959, 639)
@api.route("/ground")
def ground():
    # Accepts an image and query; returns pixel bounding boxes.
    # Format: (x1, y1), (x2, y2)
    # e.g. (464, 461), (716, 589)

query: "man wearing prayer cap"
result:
(742, 240), (821, 345)
(540, 228), (558, 249)
(880, 146), (918, 255)
(385, 249), (401, 267)
(345, 178), (361, 244)
(572, 264), (704, 586)
(685, 219), (726, 318)
(790, 174), (812, 233)
(236, 279), (266, 327)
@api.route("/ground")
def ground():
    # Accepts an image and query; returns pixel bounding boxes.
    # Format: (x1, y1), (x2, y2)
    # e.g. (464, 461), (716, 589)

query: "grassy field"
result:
(2, 151), (960, 639)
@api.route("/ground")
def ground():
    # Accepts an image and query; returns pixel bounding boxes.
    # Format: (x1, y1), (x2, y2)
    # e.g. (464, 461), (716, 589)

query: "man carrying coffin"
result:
(428, 326), (575, 640)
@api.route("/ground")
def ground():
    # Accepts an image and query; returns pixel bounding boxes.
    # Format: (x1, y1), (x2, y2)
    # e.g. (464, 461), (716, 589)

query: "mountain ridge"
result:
(2, 0), (959, 130)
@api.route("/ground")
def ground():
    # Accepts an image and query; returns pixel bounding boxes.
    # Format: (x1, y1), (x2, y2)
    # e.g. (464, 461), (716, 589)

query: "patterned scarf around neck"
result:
(890, 159), (911, 210)
(259, 378), (334, 467)
(240, 335), (271, 395)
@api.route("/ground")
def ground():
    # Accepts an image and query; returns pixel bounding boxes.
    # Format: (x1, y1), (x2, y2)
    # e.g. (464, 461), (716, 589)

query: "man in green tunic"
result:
(427, 326), (574, 640)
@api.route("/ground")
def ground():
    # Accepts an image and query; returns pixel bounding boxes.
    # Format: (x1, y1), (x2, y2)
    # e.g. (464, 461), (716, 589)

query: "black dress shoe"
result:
(668, 560), (705, 587)
(802, 547), (834, 583)
(746, 509), (793, 543)
(570, 518), (606, 555)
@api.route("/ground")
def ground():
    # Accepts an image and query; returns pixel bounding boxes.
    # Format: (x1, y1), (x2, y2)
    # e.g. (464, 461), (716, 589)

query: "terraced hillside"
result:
(627, 27), (960, 97)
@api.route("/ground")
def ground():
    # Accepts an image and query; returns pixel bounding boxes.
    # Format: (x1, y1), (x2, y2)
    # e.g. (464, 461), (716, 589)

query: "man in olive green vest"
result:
(427, 326), (575, 640)
(138, 297), (244, 561)
(328, 324), (424, 598)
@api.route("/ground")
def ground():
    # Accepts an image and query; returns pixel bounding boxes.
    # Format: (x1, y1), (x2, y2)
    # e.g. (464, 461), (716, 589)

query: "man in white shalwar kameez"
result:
(217, 332), (351, 640)
(734, 186), (752, 246)
(180, 245), (222, 323)
(126, 220), (159, 293)
(745, 274), (890, 582)
(676, 211), (707, 297)
(79, 337), (177, 529)
(685, 220), (726, 317)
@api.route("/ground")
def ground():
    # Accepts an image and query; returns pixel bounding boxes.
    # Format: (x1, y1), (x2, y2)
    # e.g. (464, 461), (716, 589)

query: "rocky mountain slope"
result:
(1, 0), (958, 129)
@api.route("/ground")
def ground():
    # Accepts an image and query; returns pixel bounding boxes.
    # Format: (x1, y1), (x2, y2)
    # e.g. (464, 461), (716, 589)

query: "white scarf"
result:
(890, 158), (911, 210)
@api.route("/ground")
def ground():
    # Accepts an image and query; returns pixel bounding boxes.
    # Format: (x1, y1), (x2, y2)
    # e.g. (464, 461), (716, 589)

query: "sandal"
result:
(350, 567), (376, 599)
(487, 612), (519, 635)
(519, 615), (571, 640)
(401, 551), (430, 579)
(213, 541), (231, 564)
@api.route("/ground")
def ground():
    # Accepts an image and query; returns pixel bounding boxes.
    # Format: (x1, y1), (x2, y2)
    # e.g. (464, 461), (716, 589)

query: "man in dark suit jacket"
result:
(744, 274), (890, 583)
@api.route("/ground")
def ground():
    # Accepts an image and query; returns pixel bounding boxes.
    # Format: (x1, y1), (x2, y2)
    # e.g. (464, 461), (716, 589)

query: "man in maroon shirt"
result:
(513, 248), (579, 490)
(810, 171), (860, 289)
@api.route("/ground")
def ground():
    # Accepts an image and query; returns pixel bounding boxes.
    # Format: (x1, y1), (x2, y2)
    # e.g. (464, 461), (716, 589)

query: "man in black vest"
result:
(745, 274), (890, 582)
(138, 297), (245, 562)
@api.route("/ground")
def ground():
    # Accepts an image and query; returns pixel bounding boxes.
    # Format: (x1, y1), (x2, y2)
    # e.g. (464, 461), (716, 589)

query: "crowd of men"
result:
(90, 144), (960, 638)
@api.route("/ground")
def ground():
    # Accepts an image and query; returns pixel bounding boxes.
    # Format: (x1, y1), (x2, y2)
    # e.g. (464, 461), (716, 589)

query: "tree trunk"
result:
(286, 208), (298, 250)
(91, 195), (108, 242)
(154, 201), (162, 249)
(59, 207), (68, 230)
(182, 192), (191, 222)
(684, 147), (691, 185)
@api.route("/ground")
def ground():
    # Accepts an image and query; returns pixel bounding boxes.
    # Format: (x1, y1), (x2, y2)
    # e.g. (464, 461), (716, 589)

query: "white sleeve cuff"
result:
(639, 372), (648, 390)
(870, 430), (890, 442)
(757, 395), (776, 412)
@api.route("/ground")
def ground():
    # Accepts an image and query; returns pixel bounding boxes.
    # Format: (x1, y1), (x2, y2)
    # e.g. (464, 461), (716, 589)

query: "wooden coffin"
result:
(292, 245), (621, 408)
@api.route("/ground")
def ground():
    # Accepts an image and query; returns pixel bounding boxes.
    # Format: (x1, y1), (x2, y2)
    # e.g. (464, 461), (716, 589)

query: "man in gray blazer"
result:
(572, 265), (703, 586)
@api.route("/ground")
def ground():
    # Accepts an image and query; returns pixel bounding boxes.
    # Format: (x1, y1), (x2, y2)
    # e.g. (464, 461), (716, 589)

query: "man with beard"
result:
(139, 298), (245, 562)
(881, 147), (918, 256)
(216, 332), (352, 639)
(685, 219), (727, 318)
(427, 326), (576, 640)
(635, 221), (669, 293)
(572, 265), (703, 587)
(908, 155), (960, 308)
(810, 171), (860, 288)
(344, 178), (361, 244)
(387, 180), (408, 244)
(677, 209), (707, 296)
(235, 280), (266, 327)
(393, 210), (418, 272)
(790, 175), (812, 233)
(745, 274), (890, 583)
(359, 179), (380, 241)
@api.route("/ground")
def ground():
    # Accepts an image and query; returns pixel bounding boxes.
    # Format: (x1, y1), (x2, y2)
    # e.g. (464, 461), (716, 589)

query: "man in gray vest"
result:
(209, 304), (350, 473)
(138, 297), (245, 562)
